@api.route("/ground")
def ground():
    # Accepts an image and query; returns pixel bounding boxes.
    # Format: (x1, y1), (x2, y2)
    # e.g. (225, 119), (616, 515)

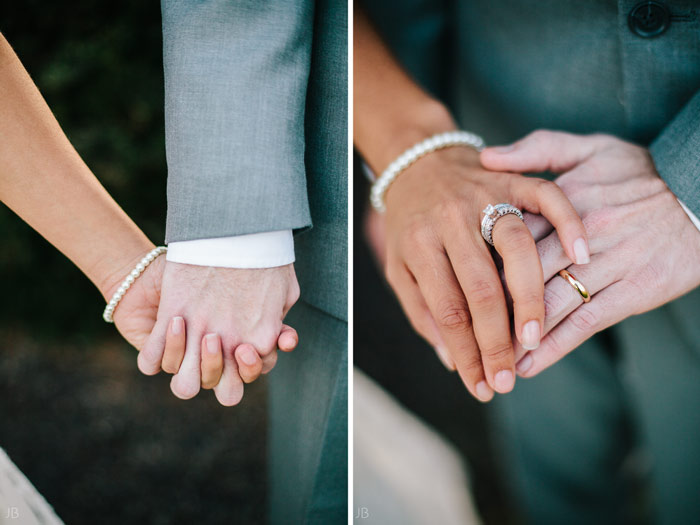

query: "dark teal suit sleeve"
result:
(650, 90), (700, 219)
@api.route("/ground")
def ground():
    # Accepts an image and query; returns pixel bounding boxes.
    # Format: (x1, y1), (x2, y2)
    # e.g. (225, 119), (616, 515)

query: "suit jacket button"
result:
(628, 1), (670, 37)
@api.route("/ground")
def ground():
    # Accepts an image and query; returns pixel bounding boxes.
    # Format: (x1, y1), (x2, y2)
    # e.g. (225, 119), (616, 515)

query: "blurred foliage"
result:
(0, 1), (167, 339)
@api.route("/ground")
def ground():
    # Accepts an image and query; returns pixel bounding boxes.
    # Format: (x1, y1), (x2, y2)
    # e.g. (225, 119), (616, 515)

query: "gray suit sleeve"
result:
(161, 0), (313, 243)
(650, 90), (700, 219)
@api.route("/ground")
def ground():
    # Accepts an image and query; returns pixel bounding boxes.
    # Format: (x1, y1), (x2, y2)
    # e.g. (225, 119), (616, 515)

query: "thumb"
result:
(480, 130), (602, 174)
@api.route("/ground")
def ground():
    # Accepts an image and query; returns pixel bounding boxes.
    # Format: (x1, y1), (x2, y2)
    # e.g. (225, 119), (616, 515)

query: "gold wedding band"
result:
(558, 269), (591, 303)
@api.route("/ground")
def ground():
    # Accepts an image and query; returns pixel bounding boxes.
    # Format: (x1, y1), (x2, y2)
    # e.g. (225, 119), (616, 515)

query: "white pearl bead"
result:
(102, 246), (166, 323)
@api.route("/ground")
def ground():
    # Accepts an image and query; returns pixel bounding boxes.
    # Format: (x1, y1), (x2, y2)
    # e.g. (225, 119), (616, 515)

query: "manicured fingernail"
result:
(171, 316), (183, 335)
(240, 347), (257, 366)
(476, 381), (494, 402)
(522, 320), (541, 350)
(205, 334), (219, 354)
(490, 144), (515, 153)
(516, 353), (533, 375)
(494, 370), (515, 393)
(435, 346), (456, 371)
(573, 237), (590, 265)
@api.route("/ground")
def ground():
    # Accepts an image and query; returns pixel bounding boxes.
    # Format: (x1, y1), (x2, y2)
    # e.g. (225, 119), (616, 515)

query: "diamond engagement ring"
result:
(480, 203), (524, 246)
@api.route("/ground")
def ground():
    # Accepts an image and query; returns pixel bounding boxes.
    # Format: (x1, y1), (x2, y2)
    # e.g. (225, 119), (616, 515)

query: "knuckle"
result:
(582, 208), (614, 236)
(630, 263), (664, 295)
(534, 178), (560, 198)
(514, 289), (544, 309)
(588, 133), (618, 151)
(288, 281), (301, 306)
(568, 307), (600, 333)
(403, 220), (431, 247)
(461, 355), (485, 375)
(529, 129), (554, 146)
(436, 301), (471, 332)
(482, 342), (513, 361)
(545, 330), (563, 355)
(257, 335), (277, 356)
(557, 179), (585, 200)
(501, 226), (534, 253)
(644, 176), (668, 196)
(437, 199), (465, 222)
(543, 287), (566, 317)
(468, 278), (499, 306)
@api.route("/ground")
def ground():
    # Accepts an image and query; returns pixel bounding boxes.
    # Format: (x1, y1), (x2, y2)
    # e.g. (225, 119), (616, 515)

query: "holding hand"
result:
(481, 131), (700, 377)
(379, 142), (589, 401)
(135, 262), (300, 406)
(106, 255), (299, 406)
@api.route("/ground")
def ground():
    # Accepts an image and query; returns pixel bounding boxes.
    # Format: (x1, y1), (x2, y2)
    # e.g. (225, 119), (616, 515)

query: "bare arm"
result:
(0, 34), (154, 299)
(353, 9), (455, 172)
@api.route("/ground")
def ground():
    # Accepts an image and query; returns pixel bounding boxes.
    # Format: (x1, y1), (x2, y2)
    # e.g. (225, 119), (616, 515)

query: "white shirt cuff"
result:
(678, 199), (700, 233)
(166, 230), (295, 268)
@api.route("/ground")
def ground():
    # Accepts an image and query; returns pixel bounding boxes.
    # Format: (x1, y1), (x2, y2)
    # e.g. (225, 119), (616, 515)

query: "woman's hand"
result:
(380, 144), (589, 401)
(481, 130), (700, 377)
(109, 251), (165, 351)
(353, 9), (588, 400)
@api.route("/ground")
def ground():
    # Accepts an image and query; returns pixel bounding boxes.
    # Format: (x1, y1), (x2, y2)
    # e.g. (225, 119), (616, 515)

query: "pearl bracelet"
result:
(369, 131), (486, 212)
(102, 246), (167, 323)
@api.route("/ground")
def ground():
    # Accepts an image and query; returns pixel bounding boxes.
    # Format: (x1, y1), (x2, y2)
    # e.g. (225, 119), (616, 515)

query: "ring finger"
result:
(514, 255), (620, 363)
(442, 234), (515, 394)
(491, 214), (545, 352)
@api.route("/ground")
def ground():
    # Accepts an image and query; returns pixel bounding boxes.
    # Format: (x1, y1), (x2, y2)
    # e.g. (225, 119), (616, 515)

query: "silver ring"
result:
(480, 203), (524, 246)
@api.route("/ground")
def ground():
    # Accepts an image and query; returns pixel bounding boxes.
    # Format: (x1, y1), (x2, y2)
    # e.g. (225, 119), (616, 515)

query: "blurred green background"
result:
(0, 3), (268, 524)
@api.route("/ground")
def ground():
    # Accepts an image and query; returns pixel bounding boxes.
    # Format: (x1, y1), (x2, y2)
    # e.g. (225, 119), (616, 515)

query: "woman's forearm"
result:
(0, 34), (153, 300)
(353, 9), (456, 173)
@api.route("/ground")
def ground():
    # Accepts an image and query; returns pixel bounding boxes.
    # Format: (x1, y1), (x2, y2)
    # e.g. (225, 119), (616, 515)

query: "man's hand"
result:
(136, 262), (300, 406)
(481, 130), (700, 377)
